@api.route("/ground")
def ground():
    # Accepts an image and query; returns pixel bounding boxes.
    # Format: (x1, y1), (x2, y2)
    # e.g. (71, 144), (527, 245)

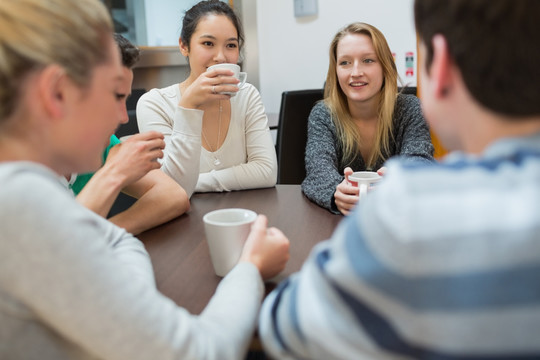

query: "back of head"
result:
(0, 0), (112, 122)
(180, 0), (244, 53)
(114, 33), (140, 69)
(415, 0), (540, 117)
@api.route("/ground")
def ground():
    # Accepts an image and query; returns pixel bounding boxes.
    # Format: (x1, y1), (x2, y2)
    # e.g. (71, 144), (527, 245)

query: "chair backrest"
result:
(115, 88), (146, 139)
(399, 86), (417, 96)
(276, 89), (324, 184)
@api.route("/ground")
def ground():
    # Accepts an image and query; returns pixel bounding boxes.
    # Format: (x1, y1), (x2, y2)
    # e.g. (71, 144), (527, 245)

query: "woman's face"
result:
(335, 33), (384, 110)
(180, 14), (240, 78)
(60, 37), (126, 174)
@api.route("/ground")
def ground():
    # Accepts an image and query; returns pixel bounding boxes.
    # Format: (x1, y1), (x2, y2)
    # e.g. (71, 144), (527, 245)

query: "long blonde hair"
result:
(324, 22), (398, 169)
(0, 0), (112, 122)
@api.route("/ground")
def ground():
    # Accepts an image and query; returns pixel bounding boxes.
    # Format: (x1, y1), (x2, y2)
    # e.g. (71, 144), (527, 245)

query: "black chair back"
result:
(399, 86), (417, 96)
(276, 89), (324, 184)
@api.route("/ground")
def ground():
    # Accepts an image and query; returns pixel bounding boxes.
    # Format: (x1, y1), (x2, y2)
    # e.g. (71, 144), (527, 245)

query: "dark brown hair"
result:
(180, 0), (244, 53)
(114, 33), (140, 69)
(415, 0), (540, 117)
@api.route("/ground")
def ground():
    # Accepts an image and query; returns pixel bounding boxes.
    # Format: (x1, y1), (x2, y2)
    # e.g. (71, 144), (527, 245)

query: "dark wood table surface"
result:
(138, 184), (343, 315)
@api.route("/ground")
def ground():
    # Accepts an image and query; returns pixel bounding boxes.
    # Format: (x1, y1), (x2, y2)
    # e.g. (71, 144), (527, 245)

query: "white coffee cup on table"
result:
(203, 208), (257, 277)
(207, 63), (247, 97)
(348, 171), (382, 201)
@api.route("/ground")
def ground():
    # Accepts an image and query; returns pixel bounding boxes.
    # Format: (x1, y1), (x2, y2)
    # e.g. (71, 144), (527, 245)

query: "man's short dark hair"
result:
(114, 33), (140, 69)
(415, 0), (540, 117)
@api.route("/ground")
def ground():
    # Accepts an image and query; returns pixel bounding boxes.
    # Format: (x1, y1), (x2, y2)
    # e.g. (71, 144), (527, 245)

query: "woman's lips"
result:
(350, 82), (367, 87)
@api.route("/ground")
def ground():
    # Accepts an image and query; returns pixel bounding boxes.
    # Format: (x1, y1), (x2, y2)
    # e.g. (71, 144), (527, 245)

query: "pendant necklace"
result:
(202, 101), (222, 166)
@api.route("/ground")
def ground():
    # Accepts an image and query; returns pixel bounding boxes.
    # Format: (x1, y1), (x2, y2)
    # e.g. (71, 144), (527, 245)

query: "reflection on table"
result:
(138, 184), (343, 314)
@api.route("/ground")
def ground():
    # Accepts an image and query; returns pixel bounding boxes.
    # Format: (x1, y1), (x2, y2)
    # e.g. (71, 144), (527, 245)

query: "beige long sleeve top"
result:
(136, 83), (277, 197)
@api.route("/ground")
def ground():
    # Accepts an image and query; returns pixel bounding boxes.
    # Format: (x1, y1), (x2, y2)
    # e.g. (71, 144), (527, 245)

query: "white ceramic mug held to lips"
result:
(348, 171), (382, 200)
(203, 208), (257, 277)
(207, 63), (247, 97)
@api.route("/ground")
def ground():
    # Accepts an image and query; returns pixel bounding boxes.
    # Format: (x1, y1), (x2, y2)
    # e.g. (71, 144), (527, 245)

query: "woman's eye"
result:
(364, 58), (375, 64)
(202, 41), (214, 47)
(339, 60), (350, 66)
(226, 43), (238, 49)
(115, 93), (127, 101)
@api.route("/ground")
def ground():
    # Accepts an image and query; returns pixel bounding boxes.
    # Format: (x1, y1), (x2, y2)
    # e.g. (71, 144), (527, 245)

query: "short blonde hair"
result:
(324, 22), (398, 169)
(0, 0), (113, 121)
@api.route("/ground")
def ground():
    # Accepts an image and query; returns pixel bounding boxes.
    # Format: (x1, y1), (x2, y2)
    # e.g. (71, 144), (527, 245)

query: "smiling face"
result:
(180, 14), (240, 81)
(336, 33), (384, 112)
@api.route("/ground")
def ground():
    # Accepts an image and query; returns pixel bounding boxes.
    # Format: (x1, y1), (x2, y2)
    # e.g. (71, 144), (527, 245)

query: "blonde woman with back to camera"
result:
(0, 0), (289, 359)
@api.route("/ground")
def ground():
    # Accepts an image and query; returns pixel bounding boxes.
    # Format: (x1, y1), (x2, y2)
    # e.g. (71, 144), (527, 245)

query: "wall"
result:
(255, 0), (417, 114)
(141, 0), (227, 46)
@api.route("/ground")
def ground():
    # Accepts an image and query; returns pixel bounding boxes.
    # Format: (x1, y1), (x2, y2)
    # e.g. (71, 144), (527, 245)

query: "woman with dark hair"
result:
(137, 0), (277, 197)
(302, 22), (434, 214)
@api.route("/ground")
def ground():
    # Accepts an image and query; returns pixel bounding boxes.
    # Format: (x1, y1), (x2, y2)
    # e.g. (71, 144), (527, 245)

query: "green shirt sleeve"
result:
(70, 135), (121, 195)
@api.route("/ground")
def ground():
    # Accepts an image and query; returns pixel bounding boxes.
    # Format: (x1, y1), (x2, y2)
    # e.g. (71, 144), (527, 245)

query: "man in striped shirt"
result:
(259, 0), (540, 358)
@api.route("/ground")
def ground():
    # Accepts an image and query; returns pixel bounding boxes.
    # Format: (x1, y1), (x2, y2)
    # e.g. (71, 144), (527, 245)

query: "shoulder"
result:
(308, 101), (332, 126)
(394, 94), (426, 125)
(306, 102), (338, 143)
(310, 101), (330, 117)
(369, 145), (532, 218)
(230, 83), (267, 124)
(0, 162), (62, 189)
(240, 83), (259, 95)
(138, 84), (180, 106)
(232, 83), (262, 106)
(0, 163), (71, 214)
(395, 93), (421, 112)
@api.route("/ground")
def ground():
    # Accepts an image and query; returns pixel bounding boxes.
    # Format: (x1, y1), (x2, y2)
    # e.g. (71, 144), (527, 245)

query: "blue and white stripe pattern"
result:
(259, 132), (540, 359)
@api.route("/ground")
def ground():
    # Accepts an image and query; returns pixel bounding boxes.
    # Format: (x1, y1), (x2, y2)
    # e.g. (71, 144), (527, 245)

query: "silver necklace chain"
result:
(201, 101), (222, 166)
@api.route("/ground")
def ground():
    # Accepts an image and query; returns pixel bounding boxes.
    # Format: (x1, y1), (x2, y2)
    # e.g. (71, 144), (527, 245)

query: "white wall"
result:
(142, 0), (228, 46)
(256, 0), (416, 114)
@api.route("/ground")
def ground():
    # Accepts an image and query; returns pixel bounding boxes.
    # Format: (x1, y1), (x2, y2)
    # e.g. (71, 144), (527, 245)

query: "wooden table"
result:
(138, 185), (343, 314)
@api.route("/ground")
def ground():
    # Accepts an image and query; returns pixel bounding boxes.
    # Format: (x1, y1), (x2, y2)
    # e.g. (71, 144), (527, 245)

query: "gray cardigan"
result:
(301, 94), (434, 213)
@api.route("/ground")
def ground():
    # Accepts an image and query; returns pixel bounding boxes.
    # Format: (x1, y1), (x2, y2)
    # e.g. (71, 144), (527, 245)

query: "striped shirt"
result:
(259, 131), (540, 359)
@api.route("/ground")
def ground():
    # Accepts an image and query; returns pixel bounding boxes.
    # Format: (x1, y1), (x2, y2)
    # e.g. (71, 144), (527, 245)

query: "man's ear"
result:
(179, 39), (189, 57)
(37, 65), (68, 119)
(430, 34), (453, 98)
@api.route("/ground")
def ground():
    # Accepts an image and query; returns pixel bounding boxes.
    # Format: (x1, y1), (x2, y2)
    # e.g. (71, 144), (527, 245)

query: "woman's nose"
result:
(351, 62), (364, 77)
(214, 47), (227, 63)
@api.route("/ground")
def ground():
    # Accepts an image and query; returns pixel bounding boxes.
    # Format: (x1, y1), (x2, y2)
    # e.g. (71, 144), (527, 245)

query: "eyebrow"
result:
(337, 52), (377, 59)
(199, 34), (238, 42)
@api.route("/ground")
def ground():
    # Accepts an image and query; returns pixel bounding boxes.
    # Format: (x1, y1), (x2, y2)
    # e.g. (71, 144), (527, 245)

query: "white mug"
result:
(206, 63), (247, 97)
(203, 208), (257, 277)
(348, 171), (382, 200)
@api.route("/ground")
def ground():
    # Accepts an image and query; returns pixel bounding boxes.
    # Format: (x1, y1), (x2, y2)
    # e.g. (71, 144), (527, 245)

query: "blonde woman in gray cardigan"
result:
(302, 23), (434, 215)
